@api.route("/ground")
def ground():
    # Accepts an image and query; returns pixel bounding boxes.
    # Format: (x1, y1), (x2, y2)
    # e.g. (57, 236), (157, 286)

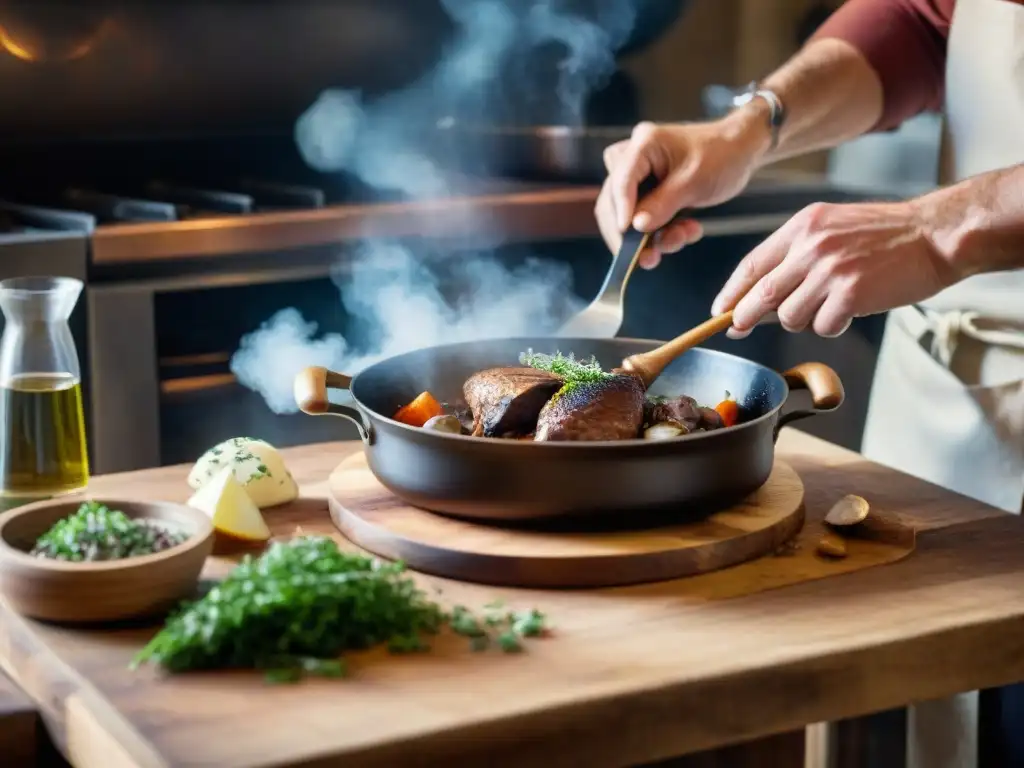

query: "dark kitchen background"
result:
(0, 0), (943, 474)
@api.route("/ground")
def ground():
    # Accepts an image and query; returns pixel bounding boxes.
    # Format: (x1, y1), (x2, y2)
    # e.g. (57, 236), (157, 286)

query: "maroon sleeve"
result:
(808, 0), (954, 131)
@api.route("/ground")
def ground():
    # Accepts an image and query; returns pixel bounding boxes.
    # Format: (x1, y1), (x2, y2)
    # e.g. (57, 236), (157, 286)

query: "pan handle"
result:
(293, 366), (373, 443)
(774, 362), (845, 438)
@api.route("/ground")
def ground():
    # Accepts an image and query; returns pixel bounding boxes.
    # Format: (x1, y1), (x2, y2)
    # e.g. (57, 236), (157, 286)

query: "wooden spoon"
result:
(617, 310), (735, 388)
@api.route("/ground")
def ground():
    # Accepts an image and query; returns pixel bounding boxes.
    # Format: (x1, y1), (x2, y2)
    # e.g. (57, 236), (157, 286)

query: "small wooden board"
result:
(328, 452), (805, 588)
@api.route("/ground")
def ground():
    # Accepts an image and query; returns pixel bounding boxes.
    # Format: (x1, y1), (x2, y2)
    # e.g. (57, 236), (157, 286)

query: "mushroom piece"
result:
(643, 420), (689, 440)
(422, 414), (465, 434)
(825, 494), (870, 527)
(816, 530), (848, 559)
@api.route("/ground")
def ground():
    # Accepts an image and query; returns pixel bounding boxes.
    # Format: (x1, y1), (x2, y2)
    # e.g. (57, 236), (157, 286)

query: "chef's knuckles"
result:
(749, 204), (865, 333)
(602, 140), (627, 173)
(596, 117), (770, 263)
(720, 200), (933, 338)
(655, 221), (703, 254)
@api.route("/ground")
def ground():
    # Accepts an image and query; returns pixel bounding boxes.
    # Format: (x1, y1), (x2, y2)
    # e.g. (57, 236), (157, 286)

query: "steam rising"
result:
(231, 245), (583, 414)
(294, 0), (638, 196)
(233, 0), (638, 414)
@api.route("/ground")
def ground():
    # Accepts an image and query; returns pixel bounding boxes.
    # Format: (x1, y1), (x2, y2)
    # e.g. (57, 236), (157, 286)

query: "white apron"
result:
(860, 1), (1024, 766)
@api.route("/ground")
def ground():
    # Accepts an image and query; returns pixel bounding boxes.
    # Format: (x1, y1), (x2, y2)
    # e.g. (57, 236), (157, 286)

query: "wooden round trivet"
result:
(328, 453), (805, 588)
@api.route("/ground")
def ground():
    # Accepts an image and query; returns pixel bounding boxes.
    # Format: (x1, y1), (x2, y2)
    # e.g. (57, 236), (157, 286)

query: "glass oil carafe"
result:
(0, 276), (89, 504)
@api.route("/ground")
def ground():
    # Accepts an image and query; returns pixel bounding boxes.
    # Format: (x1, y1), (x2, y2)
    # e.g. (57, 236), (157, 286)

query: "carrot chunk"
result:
(714, 395), (740, 428)
(394, 391), (444, 427)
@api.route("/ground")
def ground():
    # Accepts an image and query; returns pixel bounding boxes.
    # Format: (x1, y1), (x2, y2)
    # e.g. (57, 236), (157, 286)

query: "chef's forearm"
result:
(920, 163), (1024, 277)
(726, 0), (952, 166)
(727, 39), (885, 167)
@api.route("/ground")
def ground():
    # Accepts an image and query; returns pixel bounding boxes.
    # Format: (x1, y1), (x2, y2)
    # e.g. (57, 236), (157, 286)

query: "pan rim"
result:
(347, 336), (794, 449)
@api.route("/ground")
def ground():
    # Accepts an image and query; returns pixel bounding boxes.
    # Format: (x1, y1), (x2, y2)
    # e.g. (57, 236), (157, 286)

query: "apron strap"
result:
(902, 305), (1024, 367)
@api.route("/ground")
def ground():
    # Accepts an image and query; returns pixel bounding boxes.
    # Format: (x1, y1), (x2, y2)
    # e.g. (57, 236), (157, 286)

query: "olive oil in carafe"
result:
(0, 372), (89, 497)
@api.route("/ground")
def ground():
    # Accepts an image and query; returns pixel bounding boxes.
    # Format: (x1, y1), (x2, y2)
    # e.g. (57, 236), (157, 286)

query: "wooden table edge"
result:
(263, 600), (1024, 768)
(0, 609), (170, 768)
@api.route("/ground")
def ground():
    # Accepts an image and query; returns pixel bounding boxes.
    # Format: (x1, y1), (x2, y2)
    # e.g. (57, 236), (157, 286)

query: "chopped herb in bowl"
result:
(30, 501), (190, 562)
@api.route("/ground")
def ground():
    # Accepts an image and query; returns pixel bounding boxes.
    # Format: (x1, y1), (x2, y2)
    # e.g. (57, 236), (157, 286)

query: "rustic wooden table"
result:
(2, 430), (1023, 768)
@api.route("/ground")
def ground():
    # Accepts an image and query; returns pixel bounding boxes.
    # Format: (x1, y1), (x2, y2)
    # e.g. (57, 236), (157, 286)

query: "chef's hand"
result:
(710, 200), (959, 338)
(595, 116), (769, 268)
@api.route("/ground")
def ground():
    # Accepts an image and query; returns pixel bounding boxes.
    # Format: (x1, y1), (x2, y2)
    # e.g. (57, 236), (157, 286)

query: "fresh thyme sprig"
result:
(519, 350), (613, 398)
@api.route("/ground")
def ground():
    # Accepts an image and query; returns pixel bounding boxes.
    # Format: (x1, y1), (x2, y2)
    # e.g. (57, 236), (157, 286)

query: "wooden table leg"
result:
(638, 728), (806, 767)
(0, 669), (38, 768)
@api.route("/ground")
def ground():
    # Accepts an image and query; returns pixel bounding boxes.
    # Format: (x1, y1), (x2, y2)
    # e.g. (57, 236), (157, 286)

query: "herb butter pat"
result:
(187, 437), (298, 508)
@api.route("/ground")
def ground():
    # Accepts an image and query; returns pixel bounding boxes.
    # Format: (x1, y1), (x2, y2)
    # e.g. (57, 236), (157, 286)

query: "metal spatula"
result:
(557, 176), (659, 339)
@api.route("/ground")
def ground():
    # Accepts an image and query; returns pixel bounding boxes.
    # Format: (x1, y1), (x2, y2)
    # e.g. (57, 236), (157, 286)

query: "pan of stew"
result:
(294, 337), (843, 522)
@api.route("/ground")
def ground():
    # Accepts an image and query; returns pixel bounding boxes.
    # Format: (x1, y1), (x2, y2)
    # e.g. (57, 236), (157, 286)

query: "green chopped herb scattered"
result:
(450, 605), (486, 638)
(519, 350), (614, 400)
(512, 609), (547, 638)
(132, 536), (550, 683)
(498, 630), (523, 653)
(30, 501), (188, 563)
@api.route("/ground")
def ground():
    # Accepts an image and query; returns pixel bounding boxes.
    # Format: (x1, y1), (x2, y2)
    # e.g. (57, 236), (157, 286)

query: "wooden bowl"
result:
(0, 498), (214, 624)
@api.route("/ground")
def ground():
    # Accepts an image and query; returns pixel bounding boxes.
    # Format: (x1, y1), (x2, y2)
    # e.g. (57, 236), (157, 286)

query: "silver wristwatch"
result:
(731, 81), (786, 150)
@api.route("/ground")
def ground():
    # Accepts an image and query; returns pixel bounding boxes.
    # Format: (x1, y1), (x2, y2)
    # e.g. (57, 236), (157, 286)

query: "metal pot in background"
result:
(433, 122), (633, 183)
(0, 0), (690, 142)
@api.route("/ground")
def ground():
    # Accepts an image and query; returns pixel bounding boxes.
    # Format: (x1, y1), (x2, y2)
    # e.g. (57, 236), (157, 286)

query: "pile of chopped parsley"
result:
(30, 501), (188, 562)
(519, 350), (614, 399)
(132, 535), (549, 682)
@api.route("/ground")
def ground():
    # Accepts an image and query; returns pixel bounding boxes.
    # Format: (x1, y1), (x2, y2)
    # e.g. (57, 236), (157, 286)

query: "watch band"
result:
(731, 81), (786, 151)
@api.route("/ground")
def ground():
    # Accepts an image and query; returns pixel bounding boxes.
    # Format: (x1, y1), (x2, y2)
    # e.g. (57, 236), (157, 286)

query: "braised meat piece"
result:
(450, 402), (475, 434)
(645, 395), (703, 432)
(463, 367), (562, 437)
(698, 406), (725, 430)
(535, 374), (645, 441)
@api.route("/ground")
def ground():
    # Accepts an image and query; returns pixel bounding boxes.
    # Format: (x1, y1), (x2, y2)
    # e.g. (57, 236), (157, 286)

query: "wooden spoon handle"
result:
(619, 310), (735, 388)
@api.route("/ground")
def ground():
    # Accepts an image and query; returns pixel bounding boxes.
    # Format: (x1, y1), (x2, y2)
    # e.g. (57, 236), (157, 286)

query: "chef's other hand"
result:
(595, 116), (769, 269)
(711, 200), (959, 339)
